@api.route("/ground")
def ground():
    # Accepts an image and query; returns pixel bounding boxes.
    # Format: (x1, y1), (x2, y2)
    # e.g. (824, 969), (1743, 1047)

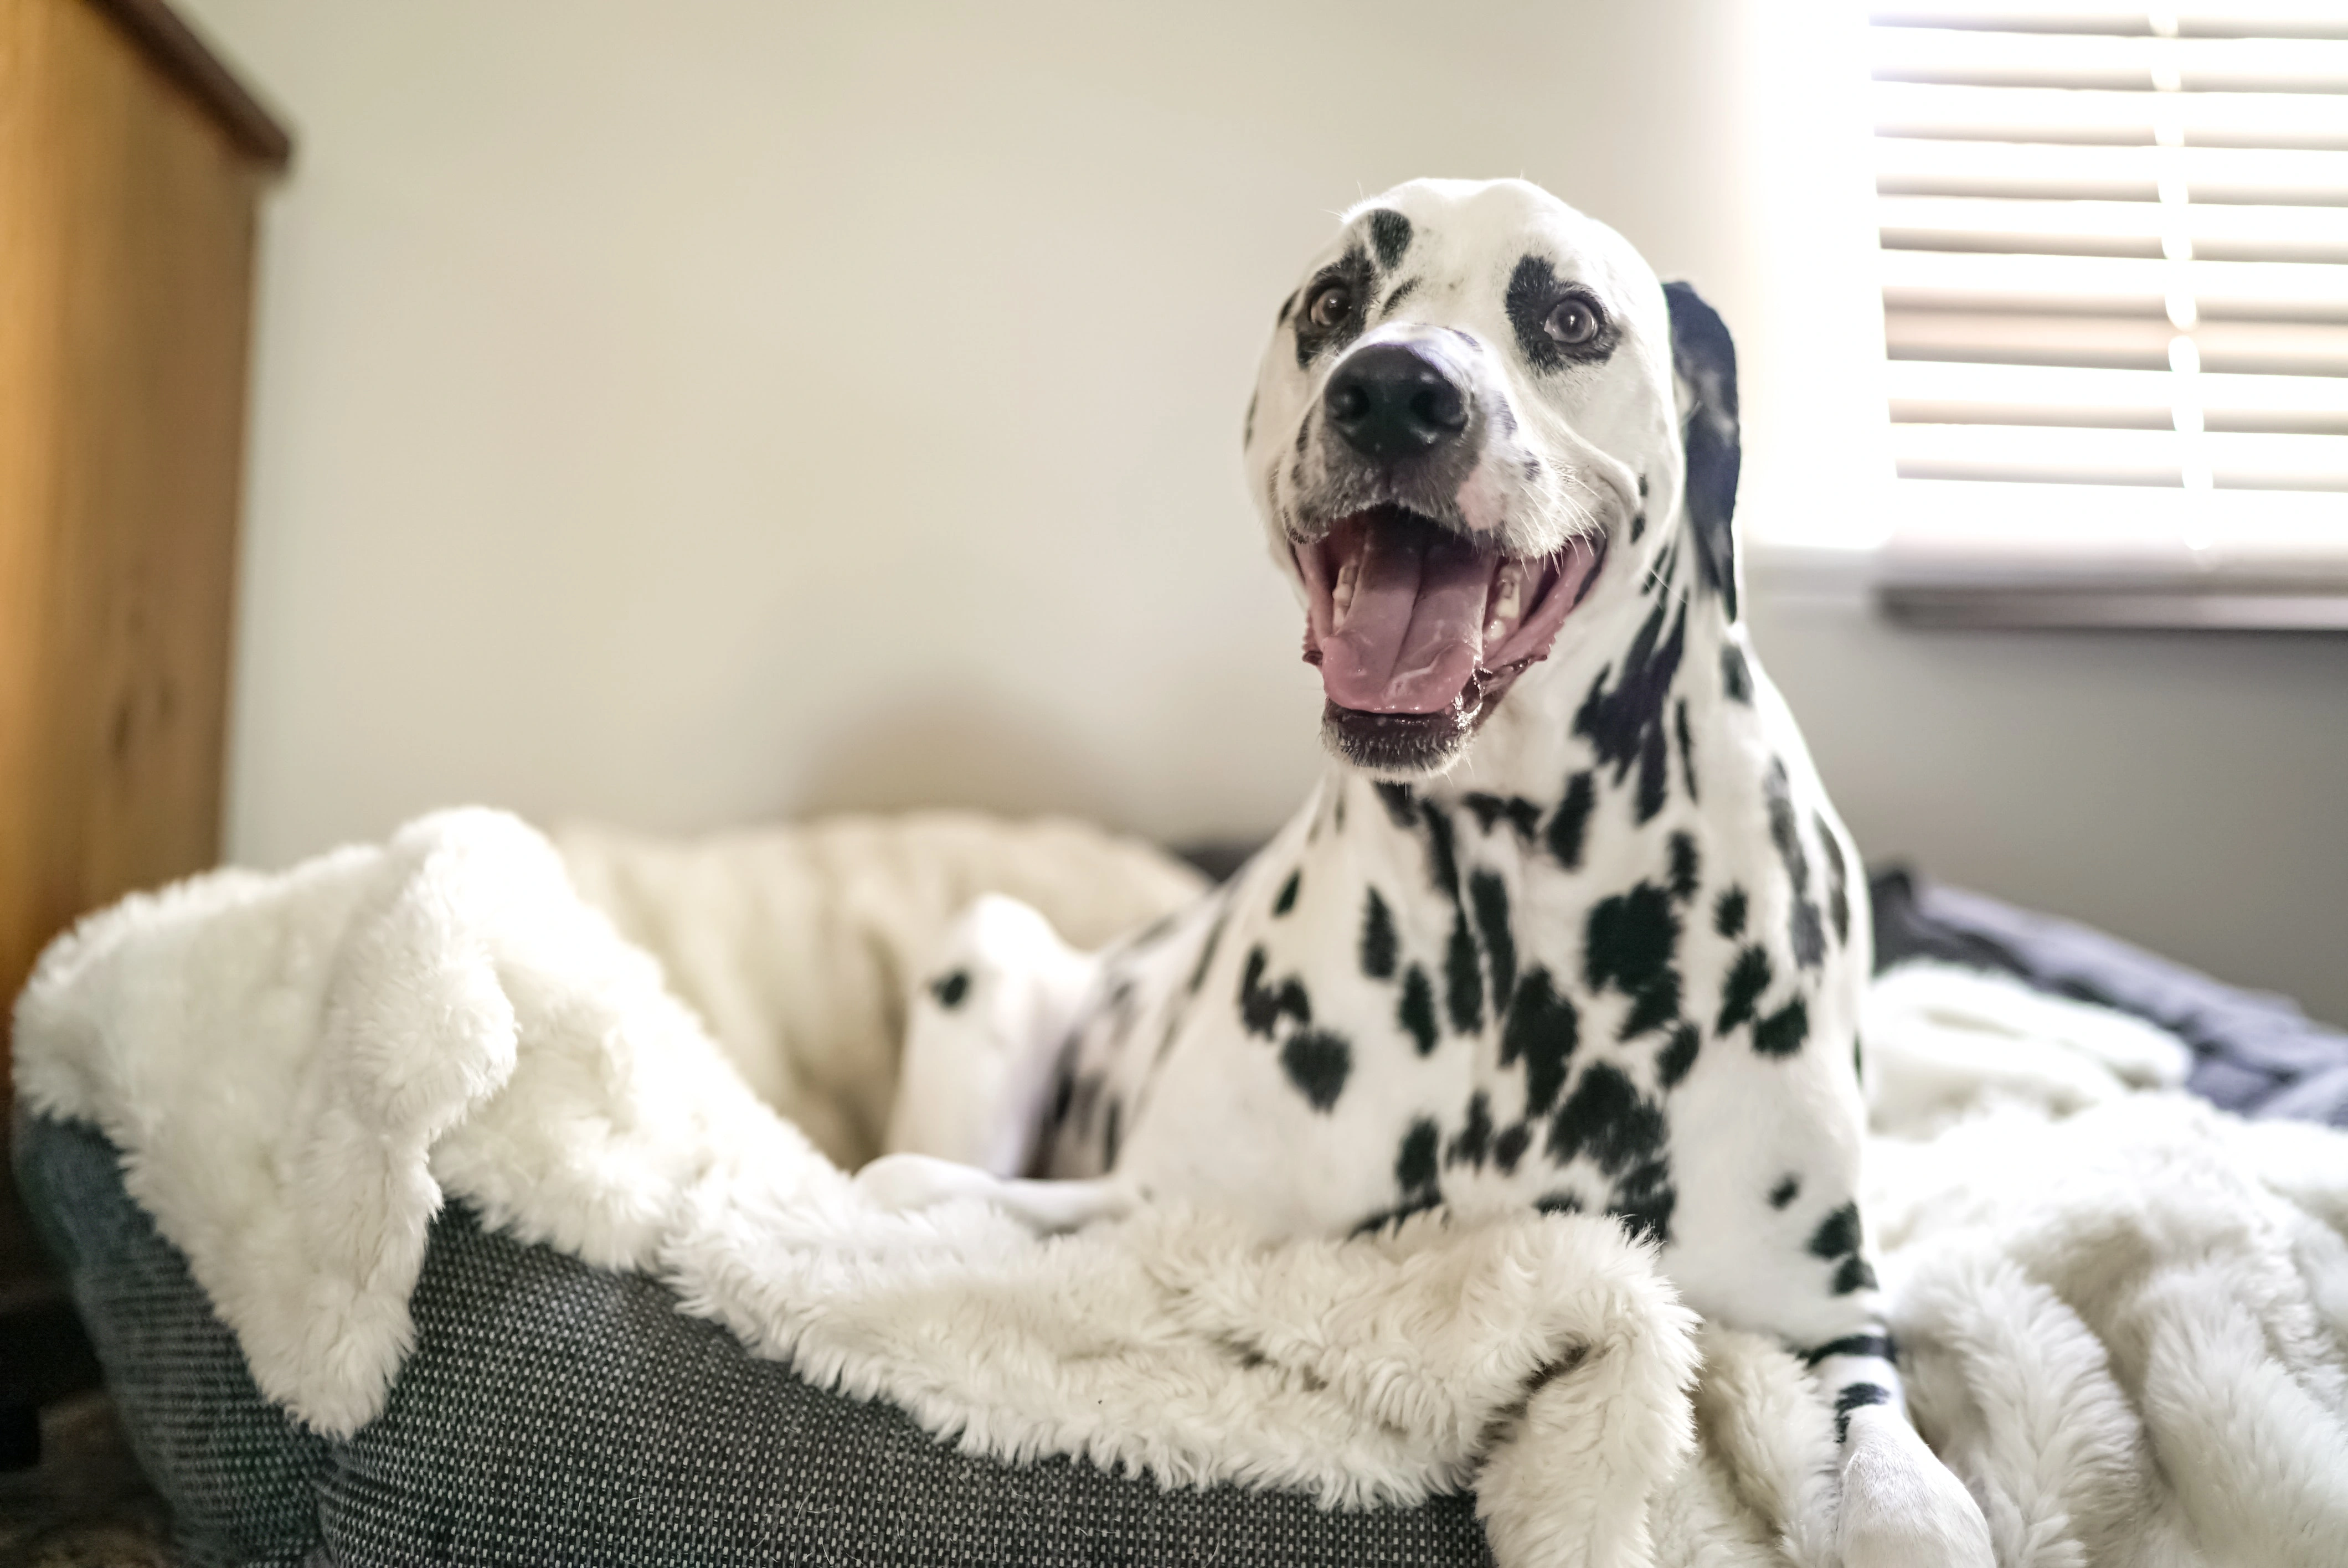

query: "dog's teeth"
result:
(1490, 563), (1525, 631)
(1333, 559), (1360, 626)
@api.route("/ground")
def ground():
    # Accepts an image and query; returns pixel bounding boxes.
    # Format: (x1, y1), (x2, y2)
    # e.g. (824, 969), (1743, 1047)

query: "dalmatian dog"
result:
(869, 178), (1994, 1567)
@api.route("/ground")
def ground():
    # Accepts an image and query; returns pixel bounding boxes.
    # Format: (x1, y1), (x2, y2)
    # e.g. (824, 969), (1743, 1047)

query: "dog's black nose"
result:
(1324, 344), (1469, 459)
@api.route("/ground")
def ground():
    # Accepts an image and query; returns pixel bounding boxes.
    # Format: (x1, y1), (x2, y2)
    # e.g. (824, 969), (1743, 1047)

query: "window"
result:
(1866, 3), (2348, 626)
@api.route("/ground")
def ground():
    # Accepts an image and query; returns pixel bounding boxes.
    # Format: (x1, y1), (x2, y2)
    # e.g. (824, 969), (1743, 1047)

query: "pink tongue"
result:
(1321, 525), (1493, 714)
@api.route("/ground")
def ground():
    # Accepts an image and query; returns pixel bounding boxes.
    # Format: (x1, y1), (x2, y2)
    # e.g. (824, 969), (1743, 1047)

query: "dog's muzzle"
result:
(1287, 334), (1609, 772)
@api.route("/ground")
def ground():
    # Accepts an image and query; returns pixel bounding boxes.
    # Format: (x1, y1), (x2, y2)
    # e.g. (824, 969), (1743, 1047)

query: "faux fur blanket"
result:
(14, 809), (2348, 1567)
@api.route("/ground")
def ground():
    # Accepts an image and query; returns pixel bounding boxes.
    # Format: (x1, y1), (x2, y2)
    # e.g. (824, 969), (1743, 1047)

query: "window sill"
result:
(1749, 480), (2348, 633)
(1873, 581), (2348, 632)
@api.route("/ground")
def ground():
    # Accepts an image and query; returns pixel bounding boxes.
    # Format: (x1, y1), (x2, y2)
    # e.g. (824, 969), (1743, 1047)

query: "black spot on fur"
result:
(1282, 1030), (1352, 1111)
(1642, 540), (1678, 599)
(1716, 946), (1772, 1036)
(1360, 888), (1397, 980)
(1609, 1158), (1676, 1246)
(1720, 642), (1752, 703)
(1546, 772), (1597, 870)
(1274, 869), (1301, 917)
(1397, 1116), (1440, 1194)
(1494, 1122), (1531, 1174)
(930, 969), (970, 1009)
(1789, 902), (1825, 973)
(1464, 793), (1506, 833)
(1448, 1092), (1494, 1169)
(1834, 1383), (1891, 1443)
(1667, 832), (1699, 903)
(1445, 914), (1483, 1035)
(1368, 209), (1413, 270)
(1469, 871), (1516, 1017)
(1048, 1069), (1074, 1128)
(1809, 1202), (1862, 1261)
(1630, 510), (1646, 543)
(1239, 946), (1311, 1038)
(1523, 456), (1542, 480)
(1834, 1255), (1879, 1296)
(1622, 973), (1680, 1042)
(1754, 997), (1809, 1058)
(1505, 254), (1620, 371)
(1675, 699), (1698, 805)
(1501, 968), (1579, 1118)
(1584, 883), (1682, 1041)
(1664, 281), (1742, 621)
(1768, 1174), (1801, 1210)
(1816, 813), (1850, 946)
(1765, 759), (1826, 969)
(1548, 1062), (1666, 1176)
(1350, 1195), (1444, 1238)
(1713, 886), (1748, 940)
(1656, 1024), (1700, 1089)
(1573, 600), (1688, 827)
(1536, 1191), (1582, 1215)
(1423, 804), (1461, 904)
(1375, 781), (1417, 828)
(1102, 1098), (1122, 1167)
(1806, 1333), (1897, 1368)
(1378, 277), (1421, 319)
(1398, 966), (1438, 1056)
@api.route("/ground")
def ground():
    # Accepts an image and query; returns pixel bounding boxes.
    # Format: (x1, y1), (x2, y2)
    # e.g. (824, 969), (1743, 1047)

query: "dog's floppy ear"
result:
(1663, 281), (1741, 622)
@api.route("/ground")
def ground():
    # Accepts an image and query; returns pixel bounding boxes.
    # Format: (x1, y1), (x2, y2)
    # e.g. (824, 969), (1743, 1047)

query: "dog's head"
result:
(1244, 178), (1740, 777)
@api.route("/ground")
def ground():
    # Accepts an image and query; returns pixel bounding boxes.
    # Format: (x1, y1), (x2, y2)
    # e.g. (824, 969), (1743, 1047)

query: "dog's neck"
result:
(1332, 517), (1744, 819)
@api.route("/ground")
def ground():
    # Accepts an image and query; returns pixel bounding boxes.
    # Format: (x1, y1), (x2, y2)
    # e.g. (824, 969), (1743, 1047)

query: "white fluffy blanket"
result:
(14, 809), (2348, 1567)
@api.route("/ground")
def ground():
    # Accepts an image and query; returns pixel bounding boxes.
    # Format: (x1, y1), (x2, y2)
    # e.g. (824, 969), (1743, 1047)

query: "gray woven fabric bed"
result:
(17, 1113), (1491, 1568)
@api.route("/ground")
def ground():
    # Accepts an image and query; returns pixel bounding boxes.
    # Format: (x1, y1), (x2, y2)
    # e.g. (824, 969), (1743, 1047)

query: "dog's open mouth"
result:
(1296, 505), (1605, 720)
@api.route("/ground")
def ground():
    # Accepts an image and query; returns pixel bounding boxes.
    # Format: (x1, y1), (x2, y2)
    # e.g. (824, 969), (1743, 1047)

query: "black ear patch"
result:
(1663, 281), (1741, 622)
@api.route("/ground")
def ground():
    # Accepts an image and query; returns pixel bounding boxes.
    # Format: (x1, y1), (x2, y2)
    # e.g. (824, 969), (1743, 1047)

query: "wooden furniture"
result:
(0, 0), (287, 1420)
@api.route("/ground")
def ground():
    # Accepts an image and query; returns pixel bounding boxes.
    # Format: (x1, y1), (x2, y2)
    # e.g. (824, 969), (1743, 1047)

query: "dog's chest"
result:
(1041, 663), (1869, 1247)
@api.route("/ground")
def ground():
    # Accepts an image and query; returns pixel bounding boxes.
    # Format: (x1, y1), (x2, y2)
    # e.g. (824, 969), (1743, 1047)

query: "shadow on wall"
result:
(790, 687), (1126, 824)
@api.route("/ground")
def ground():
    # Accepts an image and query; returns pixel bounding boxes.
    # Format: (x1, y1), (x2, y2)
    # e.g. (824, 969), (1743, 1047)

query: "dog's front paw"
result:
(1837, 1406), (1994, 1568)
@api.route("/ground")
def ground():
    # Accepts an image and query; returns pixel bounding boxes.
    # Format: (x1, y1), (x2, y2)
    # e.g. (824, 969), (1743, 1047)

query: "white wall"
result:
(186, 1), (2347, 1026)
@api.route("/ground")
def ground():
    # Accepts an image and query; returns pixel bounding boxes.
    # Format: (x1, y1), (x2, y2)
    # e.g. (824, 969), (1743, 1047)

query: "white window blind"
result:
(1866, 3), (2348, 605)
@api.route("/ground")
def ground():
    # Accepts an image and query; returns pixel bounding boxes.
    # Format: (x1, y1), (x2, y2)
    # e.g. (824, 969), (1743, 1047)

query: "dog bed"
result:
(13, 809), (2348, 1567)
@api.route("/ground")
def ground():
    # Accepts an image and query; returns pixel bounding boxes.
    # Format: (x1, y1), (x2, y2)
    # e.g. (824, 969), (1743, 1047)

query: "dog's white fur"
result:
(16, 808), (2348, 1566)
(883, 180), (1994, 1563)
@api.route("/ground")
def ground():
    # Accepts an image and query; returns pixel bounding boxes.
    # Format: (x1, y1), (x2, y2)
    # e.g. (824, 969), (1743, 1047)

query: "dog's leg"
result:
(865, 895), (1134, 1234)
(1796, 1268), (1995, 1568)
(882, 894), (1099, 1177)
(1809, 1335), (1990, 1568)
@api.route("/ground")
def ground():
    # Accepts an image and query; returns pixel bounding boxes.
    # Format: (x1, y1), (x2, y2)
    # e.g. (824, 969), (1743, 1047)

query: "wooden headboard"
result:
(0, 0), (288, 1353)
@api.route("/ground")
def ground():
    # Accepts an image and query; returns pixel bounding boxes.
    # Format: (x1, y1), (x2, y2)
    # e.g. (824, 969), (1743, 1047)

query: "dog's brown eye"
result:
(1544, 296), (1600, 347)
(1307, 282), (1353, 330)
